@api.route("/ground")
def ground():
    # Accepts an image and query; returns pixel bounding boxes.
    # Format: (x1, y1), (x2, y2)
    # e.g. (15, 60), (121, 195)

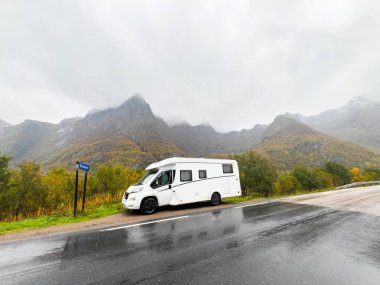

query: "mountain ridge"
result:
(284, 96), (380, 152)
(0, 95), (379, 169)
(0, 119), (11, 131)
(257, 115), (379, 169)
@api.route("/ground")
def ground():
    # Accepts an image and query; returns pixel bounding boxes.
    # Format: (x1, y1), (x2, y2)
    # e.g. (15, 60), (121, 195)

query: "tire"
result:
(140, 197), (158, 215)
(210, 192), (221, 206)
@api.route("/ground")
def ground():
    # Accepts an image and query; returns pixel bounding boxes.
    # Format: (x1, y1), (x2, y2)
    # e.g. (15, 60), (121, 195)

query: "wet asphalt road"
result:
(1, 199), (380, 284)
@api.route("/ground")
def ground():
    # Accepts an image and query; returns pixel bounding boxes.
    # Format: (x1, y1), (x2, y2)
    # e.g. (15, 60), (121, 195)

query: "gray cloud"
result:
(1, 0), (380, 131)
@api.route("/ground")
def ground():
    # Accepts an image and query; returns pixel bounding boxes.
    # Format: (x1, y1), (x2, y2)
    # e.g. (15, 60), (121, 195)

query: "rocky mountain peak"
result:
(262, 115), (315, 139)
(118, 94), (150, 111)
(83, 95), (157, 127)
(344, 95), (376, 109)
(117, 94), (154, 118)
(282, 112), (306, 123)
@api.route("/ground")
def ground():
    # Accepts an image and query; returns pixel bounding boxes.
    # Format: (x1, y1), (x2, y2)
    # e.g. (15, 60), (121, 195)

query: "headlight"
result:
(130, 187), (143, 193)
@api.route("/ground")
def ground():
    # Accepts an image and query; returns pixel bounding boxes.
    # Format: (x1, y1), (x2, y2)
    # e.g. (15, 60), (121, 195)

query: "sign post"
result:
(82, 172), (88, 211)
(74, 162), (79, 217)
(74, 161), (90, 217)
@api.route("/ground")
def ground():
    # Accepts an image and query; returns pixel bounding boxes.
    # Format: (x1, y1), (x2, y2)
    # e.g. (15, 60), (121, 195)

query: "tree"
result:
(363, 168), (380, 181)
(324, 161), (351, 186)
(43, 168), (74, 213)
(0, 154), (12, 219)
(275, 173), (301, 195)
(291, 166), (329, 191)
(234, 150), (278, 196)
(0, 154), (11, 192)
(90, 163), (143, 202)
(8, 162), (46, 218)
(350, 167), (364, 182)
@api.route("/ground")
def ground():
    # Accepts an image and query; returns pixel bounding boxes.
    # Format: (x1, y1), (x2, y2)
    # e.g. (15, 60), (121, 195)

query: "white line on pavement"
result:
(100, 215), (190, 232)
(234, 201), (270, 209)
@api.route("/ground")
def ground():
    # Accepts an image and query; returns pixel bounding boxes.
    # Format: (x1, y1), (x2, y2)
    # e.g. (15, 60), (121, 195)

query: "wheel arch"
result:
(140, 195), (159, 208)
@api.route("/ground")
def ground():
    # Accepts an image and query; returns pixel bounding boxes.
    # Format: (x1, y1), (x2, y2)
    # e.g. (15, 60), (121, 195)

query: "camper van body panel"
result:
(122, 157), (241, 211)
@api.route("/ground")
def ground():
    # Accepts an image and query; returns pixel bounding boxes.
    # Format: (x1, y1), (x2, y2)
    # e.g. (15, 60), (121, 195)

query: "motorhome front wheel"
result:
(140, 197), (158, 214)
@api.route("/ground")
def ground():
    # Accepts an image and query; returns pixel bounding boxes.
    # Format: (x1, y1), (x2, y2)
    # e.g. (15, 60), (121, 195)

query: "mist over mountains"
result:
(0, 119), (10, 131)
(0, 95), (379, 169)
(288, 96), (380, 153)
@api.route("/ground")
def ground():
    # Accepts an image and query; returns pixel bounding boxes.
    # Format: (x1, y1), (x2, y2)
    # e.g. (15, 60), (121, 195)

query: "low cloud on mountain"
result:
(1, 1), (380, 131)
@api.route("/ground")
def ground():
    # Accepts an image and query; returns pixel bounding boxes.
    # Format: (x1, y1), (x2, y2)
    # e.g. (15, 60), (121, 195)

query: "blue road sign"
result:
(77, 161), (90, 172)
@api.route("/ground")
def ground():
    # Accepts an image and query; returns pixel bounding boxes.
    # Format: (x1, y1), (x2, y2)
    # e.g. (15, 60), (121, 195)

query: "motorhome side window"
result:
(180, 170), (192, 182)
(151, 171), (171, 188)
(199, 170), (207, 179)
(222, 164), (233, 174)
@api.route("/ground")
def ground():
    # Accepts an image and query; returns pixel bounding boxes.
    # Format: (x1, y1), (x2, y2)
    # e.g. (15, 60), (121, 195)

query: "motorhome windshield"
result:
(135, 170), (159, 185)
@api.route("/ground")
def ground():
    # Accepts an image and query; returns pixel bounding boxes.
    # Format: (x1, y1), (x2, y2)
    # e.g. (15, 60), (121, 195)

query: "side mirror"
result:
(154, 180), (159, 186)
(169, 184), (172, 189)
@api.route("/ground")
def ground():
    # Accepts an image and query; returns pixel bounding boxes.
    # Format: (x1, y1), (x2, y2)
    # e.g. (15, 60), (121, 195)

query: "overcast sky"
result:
(1, 0), (380, 132)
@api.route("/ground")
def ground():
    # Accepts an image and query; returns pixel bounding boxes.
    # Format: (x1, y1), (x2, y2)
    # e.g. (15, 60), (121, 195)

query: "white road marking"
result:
(100, 215), (189, 232)
(234, 201), (270, 209)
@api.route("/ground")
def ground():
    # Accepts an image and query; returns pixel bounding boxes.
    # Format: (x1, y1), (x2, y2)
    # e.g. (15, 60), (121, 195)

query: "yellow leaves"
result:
(350, 167), (365, 182)
(0, 162), (143, 221)
(43, 169), (73, 212)
(274, 173), (300, 195)
(90, 162), (143, 200)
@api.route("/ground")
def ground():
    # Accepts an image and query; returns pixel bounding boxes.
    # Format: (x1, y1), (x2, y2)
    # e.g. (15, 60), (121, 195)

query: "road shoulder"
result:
(4, 186), (378, 244)
(0, 200), (265, 244)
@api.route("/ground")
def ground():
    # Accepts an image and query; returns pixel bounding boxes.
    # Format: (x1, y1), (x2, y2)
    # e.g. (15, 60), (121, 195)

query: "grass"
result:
(0, 187), (337, 236)
(223, 194), (266, 204)
(0, 203), (125, 236)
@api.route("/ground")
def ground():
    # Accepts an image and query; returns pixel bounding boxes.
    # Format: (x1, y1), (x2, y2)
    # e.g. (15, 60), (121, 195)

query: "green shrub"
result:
(234, 150), (278, 197)
(275, 173), (301, 195)
(291, 166), (329, 191)
(324, 161), (351, 186)
(363, 168), (380, 181)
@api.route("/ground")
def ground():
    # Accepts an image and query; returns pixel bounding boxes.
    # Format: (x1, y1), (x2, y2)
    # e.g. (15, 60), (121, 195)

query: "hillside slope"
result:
(257, 115), (380, 169)
(42, 96), (187, 168)
(286, 96), (380, 153)
(0, 120), (57, 162)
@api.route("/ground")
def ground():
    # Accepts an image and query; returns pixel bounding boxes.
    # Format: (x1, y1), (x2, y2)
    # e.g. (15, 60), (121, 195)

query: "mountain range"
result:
(284, 96), (380, 153)
(0, 95), (379, 170)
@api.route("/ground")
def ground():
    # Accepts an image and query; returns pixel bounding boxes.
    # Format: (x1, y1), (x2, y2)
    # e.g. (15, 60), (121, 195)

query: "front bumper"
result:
(122, 193), (141, 210)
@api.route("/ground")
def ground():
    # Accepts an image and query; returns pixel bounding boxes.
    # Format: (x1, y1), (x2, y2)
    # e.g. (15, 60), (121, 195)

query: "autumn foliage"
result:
(231, 151), (380, 197)
(0, 155), (142, 221)
(1, 150), (379, 222)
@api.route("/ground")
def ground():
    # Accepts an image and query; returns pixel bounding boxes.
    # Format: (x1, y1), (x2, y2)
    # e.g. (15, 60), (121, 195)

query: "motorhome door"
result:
(151, 170), (173, 206)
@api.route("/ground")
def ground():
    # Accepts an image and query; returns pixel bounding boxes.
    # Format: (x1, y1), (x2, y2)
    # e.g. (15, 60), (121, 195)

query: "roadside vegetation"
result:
(0, 151), (380, 235)
(0, 155), (143, 222)
(230, 150), (380, 197)
(0, 203), (125, 235)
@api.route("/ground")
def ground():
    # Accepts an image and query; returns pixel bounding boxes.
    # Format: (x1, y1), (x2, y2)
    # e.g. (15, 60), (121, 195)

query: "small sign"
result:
(77, 161), (90, 172)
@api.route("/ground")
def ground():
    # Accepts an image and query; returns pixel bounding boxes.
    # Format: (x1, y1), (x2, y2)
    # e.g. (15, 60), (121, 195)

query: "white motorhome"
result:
(122, 157), (241, 214)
